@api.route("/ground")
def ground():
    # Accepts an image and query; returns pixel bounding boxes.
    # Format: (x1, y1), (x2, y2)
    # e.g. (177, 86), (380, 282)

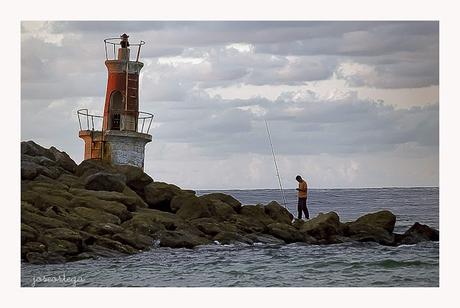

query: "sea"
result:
(21, 187), (439, 287)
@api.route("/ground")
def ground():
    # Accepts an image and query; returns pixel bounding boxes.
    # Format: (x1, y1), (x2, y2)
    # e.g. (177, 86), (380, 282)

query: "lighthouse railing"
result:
(77, 108), (154, 134)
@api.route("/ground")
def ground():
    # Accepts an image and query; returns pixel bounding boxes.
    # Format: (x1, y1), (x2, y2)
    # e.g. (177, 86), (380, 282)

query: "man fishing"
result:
(296, 175), (309, 219)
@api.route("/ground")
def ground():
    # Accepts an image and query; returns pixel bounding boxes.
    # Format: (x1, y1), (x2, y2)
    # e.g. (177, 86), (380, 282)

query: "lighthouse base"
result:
(79, 130), (152, 169)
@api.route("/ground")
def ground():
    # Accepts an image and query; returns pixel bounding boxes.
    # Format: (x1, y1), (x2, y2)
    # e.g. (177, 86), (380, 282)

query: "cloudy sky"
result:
(21, 21), (439, 190)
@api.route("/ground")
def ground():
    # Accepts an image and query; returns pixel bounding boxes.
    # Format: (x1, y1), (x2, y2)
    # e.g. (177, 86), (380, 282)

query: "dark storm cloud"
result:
(147, 90), (438, 157)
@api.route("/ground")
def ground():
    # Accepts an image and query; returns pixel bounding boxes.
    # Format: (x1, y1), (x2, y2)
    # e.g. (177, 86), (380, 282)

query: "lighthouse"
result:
(77, 34), (153, 169)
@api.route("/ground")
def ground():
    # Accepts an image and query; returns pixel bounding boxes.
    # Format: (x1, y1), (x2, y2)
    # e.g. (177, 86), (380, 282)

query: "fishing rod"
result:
(264, 119), (288, 209)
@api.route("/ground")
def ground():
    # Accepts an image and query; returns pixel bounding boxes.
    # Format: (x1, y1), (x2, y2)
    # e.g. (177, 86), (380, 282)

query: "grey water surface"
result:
(21, 187), (439, 287)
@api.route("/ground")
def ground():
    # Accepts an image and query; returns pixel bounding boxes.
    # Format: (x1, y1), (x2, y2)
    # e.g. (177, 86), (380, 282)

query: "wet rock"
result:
(352, 210), (396, 233)
(395, 222), (439, 245)
(267, 222), (303, 243)
(143, 182), (183, 212)
(213, 231), (253, 245)
(155, 230), (211, 248)
(22, 241), (47, 257)
(112, 230), (153, 250)
(79, 231), (137, 254)
(84, 172), (126, 193)
(343, 223), (395, 246)
(245, 233), (286, 245)
(299, 212), (341, 241)
(26, 251), (66, 264)
(264, 201), (293, 225)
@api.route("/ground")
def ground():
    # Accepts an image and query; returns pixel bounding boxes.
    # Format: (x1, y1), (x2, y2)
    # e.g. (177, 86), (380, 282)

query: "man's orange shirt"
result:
(298, 180), (308, 198)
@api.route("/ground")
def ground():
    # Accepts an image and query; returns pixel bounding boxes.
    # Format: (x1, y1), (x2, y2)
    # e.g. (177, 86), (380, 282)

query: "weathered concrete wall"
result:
(104, 130), (152, 169)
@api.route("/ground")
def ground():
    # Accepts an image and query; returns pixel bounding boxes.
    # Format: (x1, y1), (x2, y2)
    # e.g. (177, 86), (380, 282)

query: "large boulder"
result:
(143, 182), (183, 212)
(199, 193), (242, 213)
(114, 164), (153, 195)
(175, 194), (212, 220)
(343, 223), (395, 246)
(395, 222), (439, 245)
(49, 146), (77, 173)
(198, 196), (236, 221)
(267, 222), (303, 243)
(229, 214), (266, 233)
(240, 205), (275, 228)
(84, 172), (126, 193)
(21, 141), (55, 160)
(299, 212), (341, 241)
(264, 201), (293, 225)
(352, 210), (396, 233)
(75, 159), (115, 178)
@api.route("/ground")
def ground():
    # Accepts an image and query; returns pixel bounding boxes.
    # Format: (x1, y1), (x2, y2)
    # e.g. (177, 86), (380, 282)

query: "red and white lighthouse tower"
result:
(78, 34), (153, 169)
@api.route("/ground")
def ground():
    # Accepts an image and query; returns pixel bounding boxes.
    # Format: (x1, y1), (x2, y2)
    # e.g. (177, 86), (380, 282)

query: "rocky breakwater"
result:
(21, 141), (439, 264)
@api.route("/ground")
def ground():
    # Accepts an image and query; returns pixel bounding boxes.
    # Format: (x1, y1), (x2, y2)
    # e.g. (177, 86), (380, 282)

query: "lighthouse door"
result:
(109, 91), (123, 130)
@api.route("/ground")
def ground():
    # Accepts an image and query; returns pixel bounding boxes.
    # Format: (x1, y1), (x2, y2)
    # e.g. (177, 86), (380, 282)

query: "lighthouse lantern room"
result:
(77, 34), (153, 169)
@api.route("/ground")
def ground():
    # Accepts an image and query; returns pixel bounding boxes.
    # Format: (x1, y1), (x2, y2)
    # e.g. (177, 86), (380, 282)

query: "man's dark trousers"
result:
(298, 197), (309, 219)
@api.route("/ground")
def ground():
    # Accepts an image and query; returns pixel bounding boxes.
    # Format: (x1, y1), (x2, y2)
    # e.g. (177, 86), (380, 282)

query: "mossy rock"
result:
(114, 164), (153, 195)
(190, 217), (223, 236)
(240, 205), (275, 228)
(155, 230), (211, 248)
(43, 228), (83, 243)
(83, 222), (125, 236)
(176, 194), (212, 220)
(143, 182), (183, 212)
(112, 230), (153, 250)
(79, 231), (137, 255)
(21, 223), (39, 243)
(72, 207), (121, 225)
(229, 214), (266, 233)
(70, 196), (132, 222)
(199, 197), (236, 221)
(199, 193), (242, 213)
(22, 210), (70, 230)
(213, 231), (253, 245)
(352, 210), (396, 233)
(267, 222), (303, 243)
(264, 201), (293, 225)
(299, 212), (341, 240)
(84, 172), (126, 193)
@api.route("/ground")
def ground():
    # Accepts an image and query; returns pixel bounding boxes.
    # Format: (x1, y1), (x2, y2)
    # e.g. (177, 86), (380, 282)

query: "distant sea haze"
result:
(22, 187), (439, 287)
